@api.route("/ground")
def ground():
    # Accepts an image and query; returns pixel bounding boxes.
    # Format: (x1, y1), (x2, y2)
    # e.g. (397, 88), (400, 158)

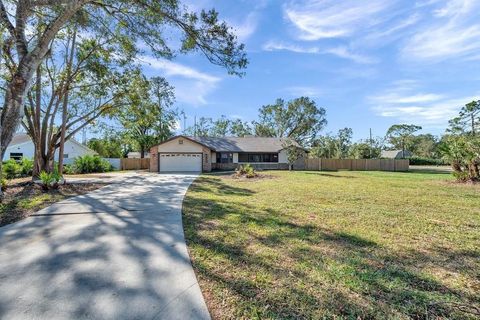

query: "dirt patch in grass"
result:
(1, 180), (104, 227)
(183, 170), (480, 319)
(230, 173), (276, 181)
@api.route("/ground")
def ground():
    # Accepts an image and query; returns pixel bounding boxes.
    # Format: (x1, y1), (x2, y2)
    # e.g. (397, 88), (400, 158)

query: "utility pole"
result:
(194, 116), (197, 137)
(369, 128), (373, 158)
(182, 111), (187, 134)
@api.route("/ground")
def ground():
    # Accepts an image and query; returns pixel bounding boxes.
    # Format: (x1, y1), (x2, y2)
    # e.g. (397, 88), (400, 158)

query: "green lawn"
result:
(182, 170), (480, 319)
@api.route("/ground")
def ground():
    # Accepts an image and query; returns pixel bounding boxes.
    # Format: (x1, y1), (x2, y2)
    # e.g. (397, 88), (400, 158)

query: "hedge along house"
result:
(149, 135), (306, 173)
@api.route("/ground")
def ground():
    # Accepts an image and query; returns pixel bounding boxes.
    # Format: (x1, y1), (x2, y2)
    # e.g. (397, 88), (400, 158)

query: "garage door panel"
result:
(159, 153), (202, 172)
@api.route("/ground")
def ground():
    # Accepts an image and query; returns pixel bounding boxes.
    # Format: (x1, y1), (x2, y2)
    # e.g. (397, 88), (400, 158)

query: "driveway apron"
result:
(0, 173), (210, 320)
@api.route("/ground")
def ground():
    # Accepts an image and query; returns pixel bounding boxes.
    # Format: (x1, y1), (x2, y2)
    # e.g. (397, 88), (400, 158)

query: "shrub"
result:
(39, 170), (62, 190)
(63, 164), (75, 175)
(20, 158), (34, 176)
(409, 157), (448, 166)
(234, 164), (257, 179)
(3, 159), (22, 179)
(1, 178), (7, 191)
(439, 135), (480, 182)
(452, 170), (470, 182)
(73, 155), (113, 174)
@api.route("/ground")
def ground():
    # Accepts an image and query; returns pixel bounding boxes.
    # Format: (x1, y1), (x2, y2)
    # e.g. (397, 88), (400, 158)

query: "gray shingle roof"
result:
(381, 150), (412, 159)
(187, 136), (302, 152)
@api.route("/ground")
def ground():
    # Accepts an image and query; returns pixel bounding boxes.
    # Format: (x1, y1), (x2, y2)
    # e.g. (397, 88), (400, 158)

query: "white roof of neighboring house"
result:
(8, 133), (95, 154)
(9, 133), (32, 147)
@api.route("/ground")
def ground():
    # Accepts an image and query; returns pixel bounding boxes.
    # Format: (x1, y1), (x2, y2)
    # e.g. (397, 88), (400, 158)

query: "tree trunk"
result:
(1, 79), (28, 157)
(140, 147), (145, 159)
(472, 114), (475, 135)
(451, 161), (462, 174)
(470, 161), (479, 180)
(1, 0), (90, 170)
(58, 29), (76, 176)
(33, 155), (51, 177)
(0, 79), (28, 200)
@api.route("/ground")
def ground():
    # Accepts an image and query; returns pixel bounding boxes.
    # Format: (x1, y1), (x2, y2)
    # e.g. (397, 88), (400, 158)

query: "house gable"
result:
(154, 136), (209, 153)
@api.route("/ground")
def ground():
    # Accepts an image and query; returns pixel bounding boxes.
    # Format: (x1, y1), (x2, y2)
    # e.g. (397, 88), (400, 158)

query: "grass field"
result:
(182, 170), (480, 319)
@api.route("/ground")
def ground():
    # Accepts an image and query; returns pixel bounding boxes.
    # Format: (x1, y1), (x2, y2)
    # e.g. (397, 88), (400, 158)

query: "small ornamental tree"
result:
(439, 135), (480, 182)
(441, 101), (480, 182)
(283, 140), (305, 171)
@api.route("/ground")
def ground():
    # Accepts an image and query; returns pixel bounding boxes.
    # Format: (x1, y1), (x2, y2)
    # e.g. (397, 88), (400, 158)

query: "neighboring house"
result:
(3, 133), (96, 162)
(381, 150), (413, 159)
(149, 135), (306, 173)
(127, 152), (151, 159)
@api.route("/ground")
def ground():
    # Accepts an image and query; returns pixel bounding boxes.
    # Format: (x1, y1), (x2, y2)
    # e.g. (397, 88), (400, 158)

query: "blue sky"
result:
(140, 0), (480, 140)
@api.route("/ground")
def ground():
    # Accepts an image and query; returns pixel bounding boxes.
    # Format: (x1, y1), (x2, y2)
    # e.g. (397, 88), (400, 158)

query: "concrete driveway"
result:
(0, 173), (210, 320)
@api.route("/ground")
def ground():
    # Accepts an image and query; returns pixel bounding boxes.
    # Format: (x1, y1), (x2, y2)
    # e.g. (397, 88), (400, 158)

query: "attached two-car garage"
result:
(159, 153), (202, 172)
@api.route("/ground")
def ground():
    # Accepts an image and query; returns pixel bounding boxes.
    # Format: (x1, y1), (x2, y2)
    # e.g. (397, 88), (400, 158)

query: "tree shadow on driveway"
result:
(0, 174), (209, 320)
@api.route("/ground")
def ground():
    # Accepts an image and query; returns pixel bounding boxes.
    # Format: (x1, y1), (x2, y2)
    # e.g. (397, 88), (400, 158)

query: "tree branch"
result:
(0, 1), (16, 38)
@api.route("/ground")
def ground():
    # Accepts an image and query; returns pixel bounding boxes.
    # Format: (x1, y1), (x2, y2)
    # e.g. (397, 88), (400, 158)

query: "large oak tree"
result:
(385, 124), (422, 157)
(253, 97), (327, 145)
(0, 0), (247, 187)
(116, 72), (176, 158)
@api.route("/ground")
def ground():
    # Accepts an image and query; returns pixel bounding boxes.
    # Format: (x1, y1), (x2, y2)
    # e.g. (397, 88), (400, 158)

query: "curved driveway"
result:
(0, 173), (210, 320)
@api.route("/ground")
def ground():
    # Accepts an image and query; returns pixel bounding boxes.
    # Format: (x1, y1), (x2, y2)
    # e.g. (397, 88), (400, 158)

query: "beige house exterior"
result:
(149, 135), (305, 173)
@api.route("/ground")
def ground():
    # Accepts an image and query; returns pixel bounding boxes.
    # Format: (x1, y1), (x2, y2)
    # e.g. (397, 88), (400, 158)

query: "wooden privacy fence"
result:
(120, 158), (150, 170)
(304, 158), (409, 172)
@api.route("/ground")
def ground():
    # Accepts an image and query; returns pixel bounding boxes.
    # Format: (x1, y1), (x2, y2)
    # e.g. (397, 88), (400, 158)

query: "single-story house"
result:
(3, 133), (95, 162)
(381, 150), (413, 159)
(149, 135), (306, 173)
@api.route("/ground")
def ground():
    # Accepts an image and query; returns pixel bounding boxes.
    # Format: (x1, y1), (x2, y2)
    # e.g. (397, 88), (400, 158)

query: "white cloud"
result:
(285, 86), (322, 97)
(283, 0), (395, 40)
(403, 0), (480, 61)
(369, 82), (477, 126)
(433, 0), (475, 17)
(263, 41), (320, 53)
(140, 56), (221, 106)
(365, 13), (421, 41)
(371, 99), (467, 127)
(324, 46), (378, 64)
(141, 56), (220, 83)
(370, 93), (444, 104)
(228, 12), (260, 43)
(263, 41), (376, 64)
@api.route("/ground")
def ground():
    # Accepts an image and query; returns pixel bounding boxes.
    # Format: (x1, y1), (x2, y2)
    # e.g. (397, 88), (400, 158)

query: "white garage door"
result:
(159, 153), (202, 172)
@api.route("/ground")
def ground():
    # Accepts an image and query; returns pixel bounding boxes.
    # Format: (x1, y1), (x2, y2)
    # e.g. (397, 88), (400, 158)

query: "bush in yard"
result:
(73, 155), (113, 174)
(439, 135), (479, 182)
(234, 164), (257, 178)
(20, 158), (34, 176)
(1, 178), (7, 191)
(39, 170), (62, 191)
(3, 159), (22, 179)
(409, 157), (448, 166)
(63, 164), (75, 175)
